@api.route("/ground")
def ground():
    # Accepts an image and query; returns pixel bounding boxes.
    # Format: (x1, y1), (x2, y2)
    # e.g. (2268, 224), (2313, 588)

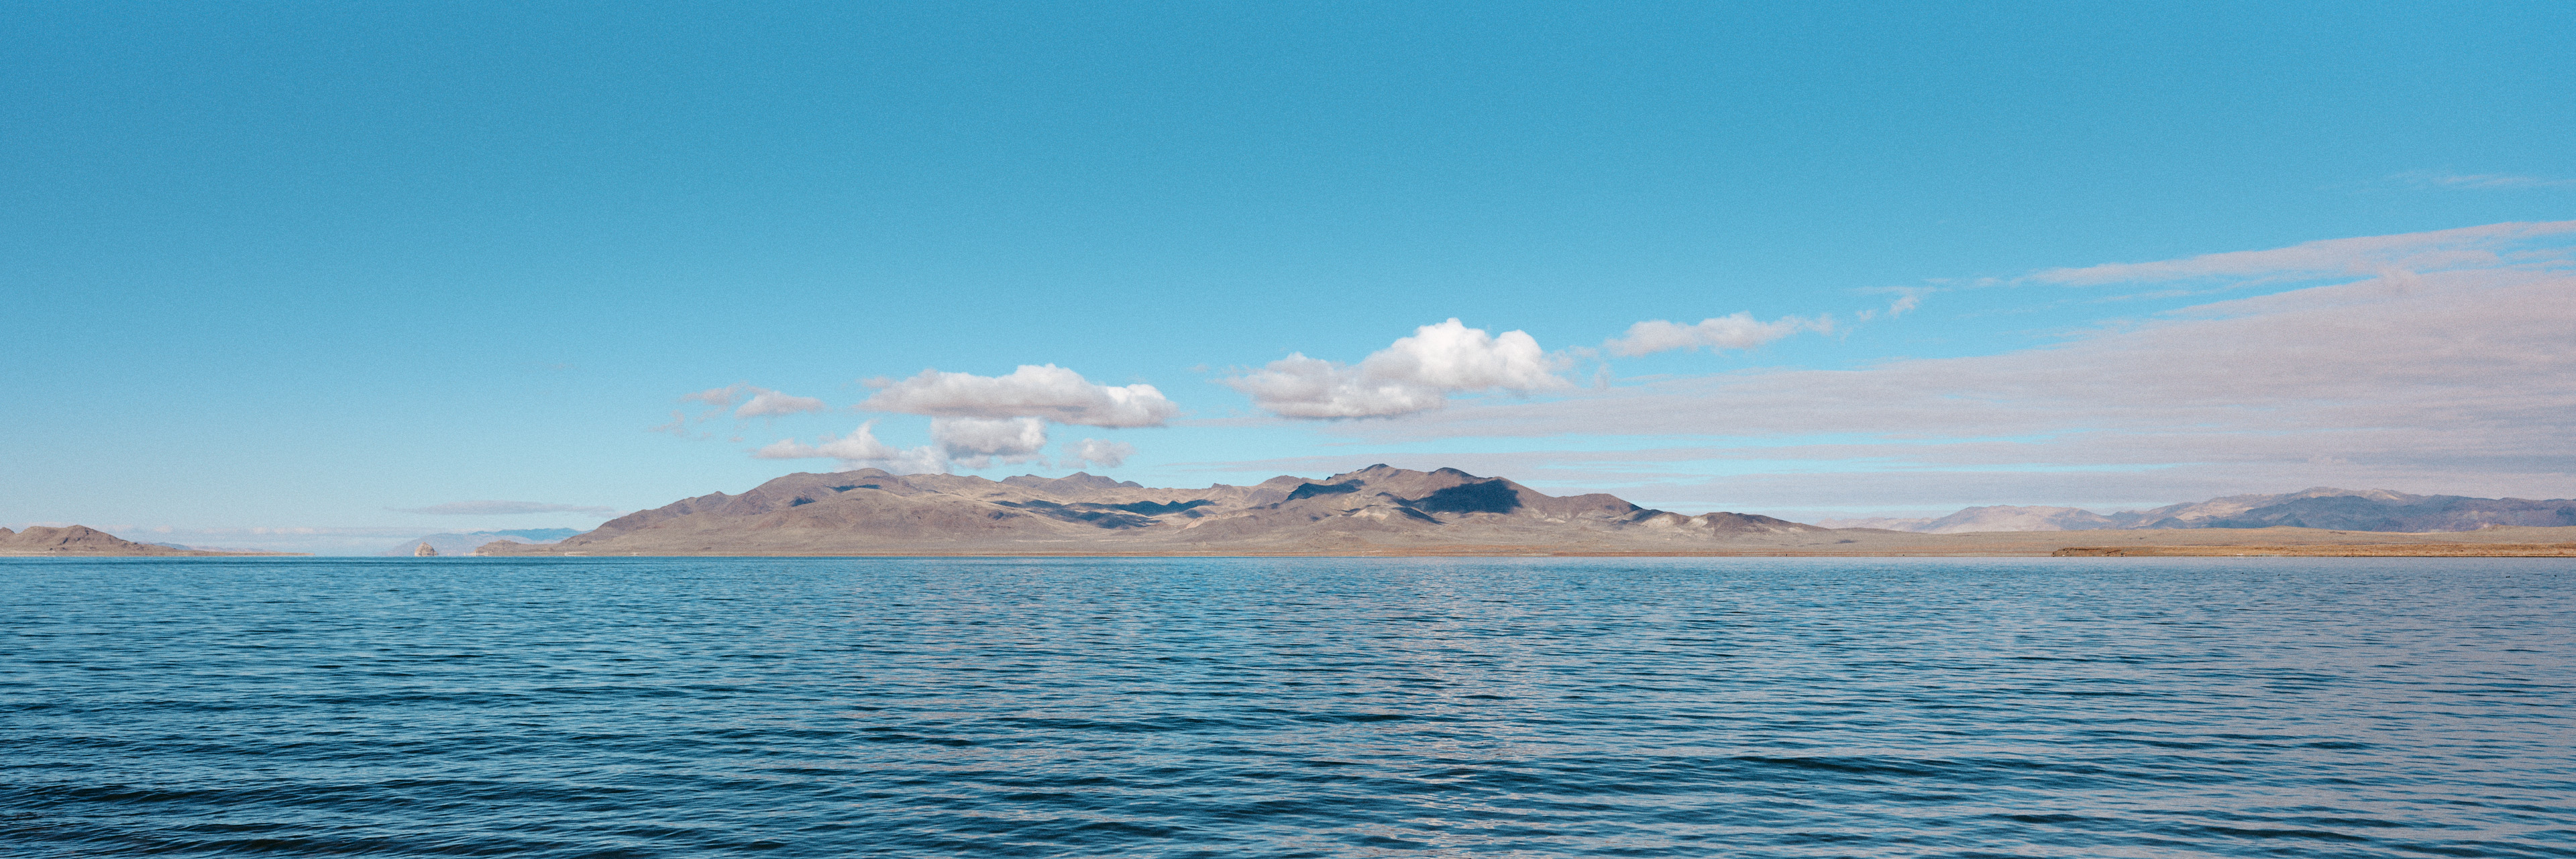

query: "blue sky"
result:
(5, 2), (2571, 552)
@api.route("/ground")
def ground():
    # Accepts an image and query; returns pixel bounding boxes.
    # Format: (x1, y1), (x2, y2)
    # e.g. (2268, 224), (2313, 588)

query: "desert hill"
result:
(0, 525), (301, 556)
(478, 465), (1829, 556)
(1821, 488), (2576, 534)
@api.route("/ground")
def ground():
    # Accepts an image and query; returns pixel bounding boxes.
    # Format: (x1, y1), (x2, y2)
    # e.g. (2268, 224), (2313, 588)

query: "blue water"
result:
(3, 557), (2571, 858)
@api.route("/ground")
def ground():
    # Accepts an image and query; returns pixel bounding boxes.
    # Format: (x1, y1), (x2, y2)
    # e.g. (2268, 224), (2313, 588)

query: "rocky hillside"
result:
(0, 525), (297, 556)
(480, 465), (1831, 555)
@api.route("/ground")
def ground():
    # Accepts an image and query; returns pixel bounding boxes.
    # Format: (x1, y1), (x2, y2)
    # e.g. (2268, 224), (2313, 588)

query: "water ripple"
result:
(3, 556), (2571, 857)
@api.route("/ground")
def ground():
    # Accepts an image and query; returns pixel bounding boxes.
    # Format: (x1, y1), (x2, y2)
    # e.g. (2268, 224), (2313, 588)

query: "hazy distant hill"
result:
(2179, 494), (2576, 532)
(380, 528), (582, 557)
(2, 525), (292, 556)
(1820, 488), (2576, 534)
(477, 466), (1829, 556)
(1829, 505), (2127, 534)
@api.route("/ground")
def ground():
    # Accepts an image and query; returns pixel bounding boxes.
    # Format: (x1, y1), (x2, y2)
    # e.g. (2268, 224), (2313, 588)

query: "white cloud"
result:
(391, 501), (621, 516)
(861, 364), (1179, 427)
(678, 383), (828, 421)
(735, 390), (827, 419)
(931, 417), (1049, 468)
(753, 421), (947, 474)
(2031, 219), (2576, 286)
(1884, 289), (1924, 317)
(1603, 312), (1831, 357)
(1226, 319), (1570, 419)
(1063, 438), (1136, 469)
(680, 383), (755, 411)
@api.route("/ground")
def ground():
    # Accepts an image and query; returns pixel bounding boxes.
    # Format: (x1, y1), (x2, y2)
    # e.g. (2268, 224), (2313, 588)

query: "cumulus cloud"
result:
(753, 421), (947, 474)
(1063, 438), (1136, 469)
(391, 501), (621, 516)
(2031, 219), (2576, 286)
(1603, 312), (1831, 357)
(678, 383), (828, 421)
(930, 417), (1049, 468)
(1226, 319), (1570, 419)
(861, 364), (1179, 427)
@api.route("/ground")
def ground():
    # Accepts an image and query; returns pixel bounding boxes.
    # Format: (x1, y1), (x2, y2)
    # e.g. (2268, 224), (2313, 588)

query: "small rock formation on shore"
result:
(414, 542), (437, 556)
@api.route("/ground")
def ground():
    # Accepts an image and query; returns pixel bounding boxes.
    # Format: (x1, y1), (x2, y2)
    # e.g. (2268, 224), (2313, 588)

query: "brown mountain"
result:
(0, 525), (300, 556)
(478, 465), (1831, 556)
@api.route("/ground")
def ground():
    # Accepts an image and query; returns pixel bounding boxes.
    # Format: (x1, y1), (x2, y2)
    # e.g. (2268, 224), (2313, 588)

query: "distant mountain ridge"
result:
(480, 466), (1830, 556)
(1818, 488), (2576, 534)
(378, 528), (581, 557)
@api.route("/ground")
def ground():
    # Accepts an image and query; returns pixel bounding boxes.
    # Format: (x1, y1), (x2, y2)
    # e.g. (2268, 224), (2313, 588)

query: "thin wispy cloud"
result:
(647, 410), (693, 437)
(1604, 312), (1831, 357)
(680, 383), (828, 421)
(680, 383), (757, 411)
(735, 390), (827, 419)
(1852, 288), (1928, 321)
(2031, 219), (2576, 286)
(2393, 170), (2576, 191)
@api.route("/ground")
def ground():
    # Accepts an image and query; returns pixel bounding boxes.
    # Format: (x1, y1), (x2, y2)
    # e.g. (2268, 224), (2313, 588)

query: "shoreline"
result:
(12, 548), (2569, 558)
(13, 523), (2574, 559)
(478, 525), (2576, 558)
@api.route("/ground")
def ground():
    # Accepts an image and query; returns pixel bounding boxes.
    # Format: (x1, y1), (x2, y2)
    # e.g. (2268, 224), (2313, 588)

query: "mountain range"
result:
(478, 465), (1831, 556)
(15, 474), (2570, 558)
(1817, 487), (2576, 534)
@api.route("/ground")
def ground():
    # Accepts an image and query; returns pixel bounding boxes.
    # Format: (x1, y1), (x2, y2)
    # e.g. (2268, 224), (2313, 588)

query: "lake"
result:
(4, 556), (2570, 857)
